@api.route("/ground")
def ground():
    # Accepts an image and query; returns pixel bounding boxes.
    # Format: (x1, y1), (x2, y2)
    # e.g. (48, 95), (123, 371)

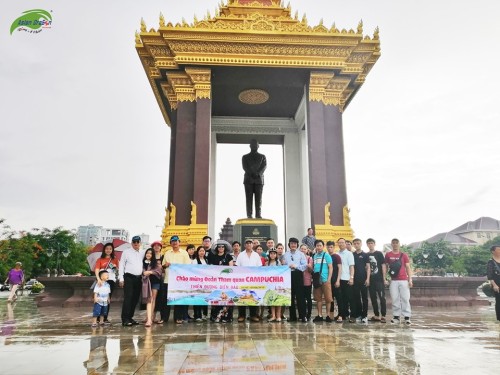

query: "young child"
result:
(266, 249), (282, 322)
(92, 270), (111, 327)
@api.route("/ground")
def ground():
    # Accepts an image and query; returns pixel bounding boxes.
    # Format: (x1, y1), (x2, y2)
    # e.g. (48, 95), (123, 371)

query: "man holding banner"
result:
(162, 235), (191, 324)
(236, 239), (263, 322)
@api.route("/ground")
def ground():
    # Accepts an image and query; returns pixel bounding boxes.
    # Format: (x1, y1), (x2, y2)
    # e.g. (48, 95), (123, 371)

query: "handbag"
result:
(312, 253), (326, 288)
(388, 253), (403, 278)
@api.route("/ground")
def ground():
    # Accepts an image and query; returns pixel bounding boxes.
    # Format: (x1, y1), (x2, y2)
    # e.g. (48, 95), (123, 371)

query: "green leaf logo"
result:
(220, 268), (233, 274)
(10, 9), (52, 35)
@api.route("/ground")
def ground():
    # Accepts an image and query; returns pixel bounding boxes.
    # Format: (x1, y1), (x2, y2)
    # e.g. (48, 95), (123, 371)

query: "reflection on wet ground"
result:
(0, 292), (498, 375)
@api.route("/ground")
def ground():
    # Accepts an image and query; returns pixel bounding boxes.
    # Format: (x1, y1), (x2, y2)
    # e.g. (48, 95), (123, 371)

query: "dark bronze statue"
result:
(242, 139), (267, 218)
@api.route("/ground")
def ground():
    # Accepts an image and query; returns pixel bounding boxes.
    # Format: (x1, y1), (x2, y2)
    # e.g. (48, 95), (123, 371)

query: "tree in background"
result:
(411, 240), (453, 276)
(0, 219), (90, 280)
(409, 236), (500, 276)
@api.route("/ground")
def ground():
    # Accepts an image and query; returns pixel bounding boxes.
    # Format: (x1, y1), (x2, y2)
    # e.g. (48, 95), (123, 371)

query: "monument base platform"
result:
(233, 218), (277, 249)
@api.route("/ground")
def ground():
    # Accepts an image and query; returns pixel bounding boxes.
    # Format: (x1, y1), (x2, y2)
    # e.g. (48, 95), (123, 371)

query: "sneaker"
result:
(325, 316), (333, 323)
(203, 315), (208, 321)
(355, 317), (362, 323)
(404, 317), (412, 325)
(91, 323), (98, 328)
(312, 316), (324, 322)
(361, 317), (368, 324)
(391, 317), (400, 324)
(195, 318), (203, 322)
(215, 318), (220, 323)
(103, 320), (111, 326)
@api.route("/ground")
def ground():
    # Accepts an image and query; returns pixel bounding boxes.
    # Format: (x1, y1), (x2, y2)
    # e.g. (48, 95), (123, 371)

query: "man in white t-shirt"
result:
(236, 239), (262, 322)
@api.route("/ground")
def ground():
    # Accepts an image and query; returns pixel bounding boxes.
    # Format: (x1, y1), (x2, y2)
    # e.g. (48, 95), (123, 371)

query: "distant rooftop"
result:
(409, 217), (500, 249)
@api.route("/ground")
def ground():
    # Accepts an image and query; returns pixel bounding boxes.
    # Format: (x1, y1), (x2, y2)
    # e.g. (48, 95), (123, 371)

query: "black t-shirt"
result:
(353, 251), (370, 282)
(368, 251), (385, 282)
(208, 252), (233, 266)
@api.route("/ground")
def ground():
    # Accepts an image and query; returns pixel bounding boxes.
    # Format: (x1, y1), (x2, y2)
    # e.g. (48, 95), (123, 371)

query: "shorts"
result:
(151, 283), (160, 291)
(313, 281), (333, 303)
(93, 303), (109, 317)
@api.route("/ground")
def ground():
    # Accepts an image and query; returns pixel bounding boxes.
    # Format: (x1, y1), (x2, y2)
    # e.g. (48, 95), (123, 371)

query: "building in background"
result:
(409, 217), (500, 249)
(77, 225), (130, 245)
(77, 225), (103, 246)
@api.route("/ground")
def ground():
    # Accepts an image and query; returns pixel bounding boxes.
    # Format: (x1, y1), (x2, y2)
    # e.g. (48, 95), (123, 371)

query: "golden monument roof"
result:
(135, 0), (381, 125)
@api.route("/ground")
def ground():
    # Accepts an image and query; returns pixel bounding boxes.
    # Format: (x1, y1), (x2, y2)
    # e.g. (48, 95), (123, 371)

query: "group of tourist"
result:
(87, 231), (418, 327)
(7, 231), (498, 327)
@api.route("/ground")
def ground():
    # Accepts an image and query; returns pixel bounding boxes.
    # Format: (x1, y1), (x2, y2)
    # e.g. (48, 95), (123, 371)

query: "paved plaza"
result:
(0, 291), (498, 375)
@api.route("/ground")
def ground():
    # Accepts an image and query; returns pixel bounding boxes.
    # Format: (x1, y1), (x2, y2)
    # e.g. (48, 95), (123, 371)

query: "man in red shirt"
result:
(385, 238), (413, 325)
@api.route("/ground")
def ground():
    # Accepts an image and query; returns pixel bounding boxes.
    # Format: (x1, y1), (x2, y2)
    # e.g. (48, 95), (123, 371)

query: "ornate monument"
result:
(135, 0), (380, 246)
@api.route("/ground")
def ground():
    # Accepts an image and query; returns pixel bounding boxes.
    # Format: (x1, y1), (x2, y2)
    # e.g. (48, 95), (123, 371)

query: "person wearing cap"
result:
(151, 241), (168, 324)
(282, 238), (308, 322)
(236, 239), (262, 322)
(162, 235), (191, 324)
(119, 235), (145, 326)
(5, 262), (24, 303)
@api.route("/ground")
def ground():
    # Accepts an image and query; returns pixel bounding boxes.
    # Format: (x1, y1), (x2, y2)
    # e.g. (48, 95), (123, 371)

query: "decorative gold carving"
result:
(190, 201), (197, 225)
(238, 89), (269, 105)
(169, 202), (176, 226)
(135, 31), (141, 45)
(164, 206), (170, 227)
(343, 205), (351, 227)
(309, 72), (353, 110)
(167, 71), (196, 103)
(324, 202), (331, 225)
(185, 68), (212, 100)
(136, 0), (380, 125)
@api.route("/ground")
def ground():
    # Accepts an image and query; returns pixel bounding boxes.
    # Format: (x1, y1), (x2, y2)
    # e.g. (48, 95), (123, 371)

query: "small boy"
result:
(92, 270), (111, 327)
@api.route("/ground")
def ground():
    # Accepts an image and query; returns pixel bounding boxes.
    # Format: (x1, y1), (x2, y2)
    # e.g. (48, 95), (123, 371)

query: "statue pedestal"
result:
(233, 218), (278, 250)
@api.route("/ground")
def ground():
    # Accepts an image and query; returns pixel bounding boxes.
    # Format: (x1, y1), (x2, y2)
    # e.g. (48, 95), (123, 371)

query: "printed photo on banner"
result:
(167, 264), (292, 306)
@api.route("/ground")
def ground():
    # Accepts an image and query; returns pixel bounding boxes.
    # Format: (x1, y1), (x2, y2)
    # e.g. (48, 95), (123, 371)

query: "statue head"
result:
(249, 139), (259, 152)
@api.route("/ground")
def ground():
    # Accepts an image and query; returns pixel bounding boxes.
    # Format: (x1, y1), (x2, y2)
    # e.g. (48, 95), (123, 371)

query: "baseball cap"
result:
(131, 236), (141, 243)
(244, 239), (253, 244)
(170, 235), (180, 242)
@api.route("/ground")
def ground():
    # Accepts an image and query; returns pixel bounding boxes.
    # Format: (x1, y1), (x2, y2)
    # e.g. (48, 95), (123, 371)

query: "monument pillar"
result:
(160, 69), (211, 246)
(307, 72), (354, 242)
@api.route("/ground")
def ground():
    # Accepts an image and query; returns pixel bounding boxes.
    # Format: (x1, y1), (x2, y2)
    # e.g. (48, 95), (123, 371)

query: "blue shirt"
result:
(281, 249), (307, 272)
(313, 251), (332, 282)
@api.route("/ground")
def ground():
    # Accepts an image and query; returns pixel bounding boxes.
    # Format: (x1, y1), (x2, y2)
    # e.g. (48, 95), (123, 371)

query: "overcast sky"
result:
(1, 0), (499, 246)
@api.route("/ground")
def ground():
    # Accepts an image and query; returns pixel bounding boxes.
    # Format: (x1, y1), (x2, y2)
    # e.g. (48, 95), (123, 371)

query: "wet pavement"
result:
(0, 291), (498, 375)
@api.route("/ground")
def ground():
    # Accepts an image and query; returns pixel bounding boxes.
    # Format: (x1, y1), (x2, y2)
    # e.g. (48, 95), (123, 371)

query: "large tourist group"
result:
(5, 230), (500, 326)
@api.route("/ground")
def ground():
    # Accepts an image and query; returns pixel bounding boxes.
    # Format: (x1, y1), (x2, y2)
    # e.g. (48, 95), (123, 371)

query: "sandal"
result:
(369, 316), (381, 322)
(155, 320), (164, 324)
(145, 322), (152, 327)
(336, 317), (343, 323)
(380, 317), (386, 323)
(176, 320), (183, 324)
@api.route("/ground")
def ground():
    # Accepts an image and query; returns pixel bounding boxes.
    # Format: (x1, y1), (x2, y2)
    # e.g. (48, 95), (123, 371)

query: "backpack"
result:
(388, 253), (403, 278)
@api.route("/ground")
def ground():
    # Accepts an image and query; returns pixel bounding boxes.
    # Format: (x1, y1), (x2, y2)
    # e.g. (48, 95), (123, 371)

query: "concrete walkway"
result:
(0, 292), (498, 375)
